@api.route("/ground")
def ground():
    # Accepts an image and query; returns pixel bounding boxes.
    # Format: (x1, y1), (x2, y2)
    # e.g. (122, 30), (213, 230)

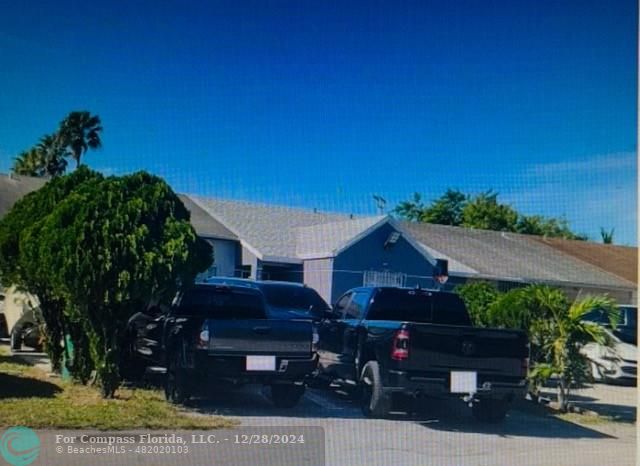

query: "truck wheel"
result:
(270, 384), (305, 408)
(165, 352), (189, 404)
(10, 328), (22, 351)
(472, 399), (509, 423)
(360, 361), (390, 418)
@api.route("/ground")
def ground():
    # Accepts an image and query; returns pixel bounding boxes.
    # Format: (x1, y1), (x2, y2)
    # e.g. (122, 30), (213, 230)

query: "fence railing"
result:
(363, 270), (407, 288)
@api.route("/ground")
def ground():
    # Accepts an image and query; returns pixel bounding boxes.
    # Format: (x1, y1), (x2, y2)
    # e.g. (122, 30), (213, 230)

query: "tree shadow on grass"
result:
(0, 372), (62, 399)
(0, 354), (31, 366)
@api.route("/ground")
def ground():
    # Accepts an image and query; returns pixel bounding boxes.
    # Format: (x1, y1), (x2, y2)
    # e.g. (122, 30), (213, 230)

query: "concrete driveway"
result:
(4, 343), (635, 466)
(181, 384), (636, 466)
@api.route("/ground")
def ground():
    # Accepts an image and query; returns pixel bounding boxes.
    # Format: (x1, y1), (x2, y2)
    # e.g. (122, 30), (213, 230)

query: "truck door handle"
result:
(252, 326), (272, 334)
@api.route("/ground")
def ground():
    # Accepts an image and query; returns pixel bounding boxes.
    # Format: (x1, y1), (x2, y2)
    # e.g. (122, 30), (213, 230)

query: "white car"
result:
(581, 329), (637, 384)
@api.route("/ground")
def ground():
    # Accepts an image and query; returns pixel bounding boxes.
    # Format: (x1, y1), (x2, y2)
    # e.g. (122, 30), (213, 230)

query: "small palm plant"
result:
(529, 294), (619, 412)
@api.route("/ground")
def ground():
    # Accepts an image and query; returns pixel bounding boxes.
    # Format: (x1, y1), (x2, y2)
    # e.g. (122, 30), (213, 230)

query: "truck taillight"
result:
(196, 323), (209, 350)
(311, 325), (320, 353)
(391, 328), (410, 361)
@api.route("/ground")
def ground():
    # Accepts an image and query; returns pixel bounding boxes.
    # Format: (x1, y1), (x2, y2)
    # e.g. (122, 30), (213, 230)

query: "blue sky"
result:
(0, 1), (637, 245)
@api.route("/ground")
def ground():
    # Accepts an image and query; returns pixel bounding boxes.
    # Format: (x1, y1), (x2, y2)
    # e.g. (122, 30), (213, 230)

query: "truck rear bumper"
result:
(385, 369), (527, 400)
(189, 352), (319, 384)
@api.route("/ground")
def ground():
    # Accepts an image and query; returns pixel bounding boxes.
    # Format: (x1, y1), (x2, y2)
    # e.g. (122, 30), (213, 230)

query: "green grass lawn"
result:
(0, 347), (236, 430)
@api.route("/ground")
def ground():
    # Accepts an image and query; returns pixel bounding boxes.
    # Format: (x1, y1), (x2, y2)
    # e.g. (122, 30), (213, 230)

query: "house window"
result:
(236, 265), (252, 278)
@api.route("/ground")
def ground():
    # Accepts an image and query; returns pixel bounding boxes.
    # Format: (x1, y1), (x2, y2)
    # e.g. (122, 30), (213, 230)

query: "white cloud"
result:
(503, 152), (637, 245)
(524, 152), (636, 179)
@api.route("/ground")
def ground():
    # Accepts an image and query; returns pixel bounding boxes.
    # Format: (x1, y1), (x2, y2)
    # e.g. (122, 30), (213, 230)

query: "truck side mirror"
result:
(322, 309), (336, 320)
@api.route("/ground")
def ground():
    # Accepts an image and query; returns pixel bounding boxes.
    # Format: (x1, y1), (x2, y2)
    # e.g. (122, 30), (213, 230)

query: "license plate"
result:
(246, 355), (276, 371)
(450, 371), (477, 393)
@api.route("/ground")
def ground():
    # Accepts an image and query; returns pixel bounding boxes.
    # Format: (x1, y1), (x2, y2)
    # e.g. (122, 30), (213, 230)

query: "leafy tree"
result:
(394, 189), (585, 240)
(600, 227), (614, 244)
(461, 190), (519, 231)
(0, 168), (103, 372)
(28, 170), (211, 396)
(58, 111), (102, 167)
(517, 215), (586, 240)
(455, 281), (499, 327)
(393, 192), (426, 221)
(422, 189), (467, 225)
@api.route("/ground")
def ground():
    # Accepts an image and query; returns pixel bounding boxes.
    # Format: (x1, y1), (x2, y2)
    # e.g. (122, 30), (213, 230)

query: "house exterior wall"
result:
(208, 239), (239, 277)
(303, 258), (334, 304)
(330, 223), (436, 303)
(241, 246), (260, 279)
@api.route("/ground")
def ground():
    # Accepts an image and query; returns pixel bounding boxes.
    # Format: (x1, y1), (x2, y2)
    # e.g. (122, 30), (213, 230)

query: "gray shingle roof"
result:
(177, 194), (237, 240)
(186, 195), (350, 261)
(295, 216), (387, 258)
(402, 221), (636, 290)
(0, 173), (47, 217)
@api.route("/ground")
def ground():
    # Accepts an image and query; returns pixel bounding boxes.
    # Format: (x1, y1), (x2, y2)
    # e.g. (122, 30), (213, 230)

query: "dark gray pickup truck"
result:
(317, 286), (529, 421)
(125, 283), (318, 408)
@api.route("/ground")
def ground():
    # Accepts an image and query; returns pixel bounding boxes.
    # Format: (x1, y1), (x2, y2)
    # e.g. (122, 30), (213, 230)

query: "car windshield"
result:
(621, 307), (637, 327)
(367, 289), (471, 326)
(583, 306), (637, 345)
(261, 285), (330, 318)
(177, 287), (266, 319)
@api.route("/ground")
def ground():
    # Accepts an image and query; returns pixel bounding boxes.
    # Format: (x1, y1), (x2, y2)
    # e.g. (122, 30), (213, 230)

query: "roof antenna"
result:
(372, 194), (386, 215)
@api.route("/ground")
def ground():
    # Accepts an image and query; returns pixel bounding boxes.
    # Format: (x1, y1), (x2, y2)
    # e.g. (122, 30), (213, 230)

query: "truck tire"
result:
(360, 361), (390, 418)
(165, 351), (190, 405)
(472, 399), (509, 423)
(270, 383), (305, 408)
(10, 328), (22, 351)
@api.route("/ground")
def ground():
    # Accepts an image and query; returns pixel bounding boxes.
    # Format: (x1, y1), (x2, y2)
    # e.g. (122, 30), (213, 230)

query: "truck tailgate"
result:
(406, 324), (528, 378)
(206, 319), (313, 357)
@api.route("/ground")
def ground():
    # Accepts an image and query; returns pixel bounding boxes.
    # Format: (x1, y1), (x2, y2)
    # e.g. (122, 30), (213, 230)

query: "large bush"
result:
(0, 168), (212, 396)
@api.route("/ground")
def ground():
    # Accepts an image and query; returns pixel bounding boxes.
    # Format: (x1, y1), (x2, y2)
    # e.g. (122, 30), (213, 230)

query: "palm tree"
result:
(12, 148), (45, 176)
(58, 111), (102, 167)
(36, 134), (68, 177)
(529, 294), (619, 412)
(600, 227), (614, 244)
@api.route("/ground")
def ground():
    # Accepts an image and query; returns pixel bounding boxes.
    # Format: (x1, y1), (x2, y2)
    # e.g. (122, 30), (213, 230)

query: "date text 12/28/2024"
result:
(55, 433), (306, 446)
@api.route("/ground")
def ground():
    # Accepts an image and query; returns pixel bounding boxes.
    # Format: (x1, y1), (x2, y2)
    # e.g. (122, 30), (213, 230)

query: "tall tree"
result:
(0, 168), (104, 373)
(14, 168), (212, 397)
(461, 190), (519, 231)
(12, 148), (44, 176)
(422, 189), (467, 225)
(58, 111), (103, 167)
(393, 192), (426, 221)
(517, 215), (587, 240)
(36, 134), (68, 177)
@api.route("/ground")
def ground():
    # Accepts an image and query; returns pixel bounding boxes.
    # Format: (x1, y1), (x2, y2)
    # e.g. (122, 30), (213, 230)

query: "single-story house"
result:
(1, 173), (637, 305)
(181, 195), (446, 303)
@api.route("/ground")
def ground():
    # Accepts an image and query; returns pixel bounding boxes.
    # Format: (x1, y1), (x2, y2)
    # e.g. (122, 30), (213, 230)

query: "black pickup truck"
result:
(317, 287), (529, 421)
(124, 283), (319, 407)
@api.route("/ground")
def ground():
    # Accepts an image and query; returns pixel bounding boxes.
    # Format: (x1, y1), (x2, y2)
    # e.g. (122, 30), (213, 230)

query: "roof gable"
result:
(186, 195), (350, 261)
